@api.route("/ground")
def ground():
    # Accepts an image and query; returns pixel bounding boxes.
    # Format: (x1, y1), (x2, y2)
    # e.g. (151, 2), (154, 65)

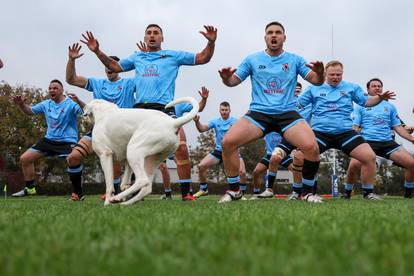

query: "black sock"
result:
(165, 190), (172, 197)
(227, 175), (240, 191)
(293, 186), (303, 195)
(26, 179), (35, 189)
(68, 165), (83, 196)
(302, 159), (320, 180)
(267, 172), (277, 191)
(404, 188), (413, 198)
(303, 184), (314, 194)
(362, 184), (374, 197)
(180, 181), (190, 197)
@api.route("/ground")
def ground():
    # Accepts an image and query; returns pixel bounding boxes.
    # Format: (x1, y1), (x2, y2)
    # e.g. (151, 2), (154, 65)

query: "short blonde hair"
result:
(325, 60), (343, 70)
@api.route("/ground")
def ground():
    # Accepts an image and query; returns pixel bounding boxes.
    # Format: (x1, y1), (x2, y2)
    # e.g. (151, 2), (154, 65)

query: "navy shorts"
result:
(133, 102), (176, 118)
(259, 153), (293, 169)
(244, 110), (304, 135)
(30, 138), (75, 158)
(315, 130), (366, 155)
(366, 140), (401, 159)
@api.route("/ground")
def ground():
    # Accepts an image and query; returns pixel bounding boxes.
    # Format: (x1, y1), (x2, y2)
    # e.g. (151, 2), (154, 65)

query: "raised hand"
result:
(80, 31), (99, 53)
(136, 41), (148, 52)
(12, 95), (26, 106)
(68, 43), (84, 60)
(380, 90), (396, 100)
(200, 25), (217, 42)
(306, 61), (324, 75)
(198, 86), (209, 99)
(67, 92), (79, 103)
(219, 67), (236, 81)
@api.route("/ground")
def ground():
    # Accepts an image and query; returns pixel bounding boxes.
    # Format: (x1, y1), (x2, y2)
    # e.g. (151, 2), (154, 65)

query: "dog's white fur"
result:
(83, 97), (199, 205)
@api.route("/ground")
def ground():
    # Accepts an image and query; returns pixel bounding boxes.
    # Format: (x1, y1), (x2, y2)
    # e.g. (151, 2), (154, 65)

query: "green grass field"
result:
(0, 195), (413, 276)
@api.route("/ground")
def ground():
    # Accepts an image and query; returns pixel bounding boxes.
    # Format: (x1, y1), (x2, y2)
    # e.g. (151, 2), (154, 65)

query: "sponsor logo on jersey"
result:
(142, 64), (160, 77)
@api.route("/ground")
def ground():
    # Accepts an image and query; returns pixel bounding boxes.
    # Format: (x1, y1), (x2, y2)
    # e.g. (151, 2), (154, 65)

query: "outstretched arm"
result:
(197, 86), (209, 112)
(365, 91), (396, 107)
(394, 125), (414, 143)
(66, 43), (88, 88)
(193, 115), (210, 132)
(305, 61), (325, 85)
(219, 67), (241, 87)
(12, 96), (33, 115)
(80, 31), (123, 73)
(195, 25), (217, 65)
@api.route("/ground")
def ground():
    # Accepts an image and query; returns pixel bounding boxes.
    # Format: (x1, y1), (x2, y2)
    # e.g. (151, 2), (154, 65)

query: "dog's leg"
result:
(98, 150), (114, 206)
(120, 161), (132, 192)
(121, 182), (152, 205)
(110, 155), (148, 203)
(121, 155), (160, 205)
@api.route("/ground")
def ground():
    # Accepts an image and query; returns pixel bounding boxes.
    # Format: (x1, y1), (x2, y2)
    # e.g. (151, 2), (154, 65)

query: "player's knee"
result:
(301, 140), (319, 155)
(19, 154), (30, 165)
(66, 152), (82, 167)
(175, 144), (189, 160)
(239, 170), (247, 179)
(270, 154), (282, 165)
(198, 163), (207, 172)
(222, 136), (237, 153)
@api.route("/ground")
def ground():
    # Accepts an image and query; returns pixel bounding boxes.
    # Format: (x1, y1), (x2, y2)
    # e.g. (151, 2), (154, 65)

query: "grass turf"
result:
(0, 195), (413, 276)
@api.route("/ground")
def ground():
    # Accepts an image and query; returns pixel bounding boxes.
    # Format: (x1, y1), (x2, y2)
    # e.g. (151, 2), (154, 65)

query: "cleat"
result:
(182, 194), (197, 201)
(160, 194), (172, 200)
(218, 189), (242, 203)
(257, 189), (274, 199)
(193, 189), (209, 198)
(303, 193), (323, 203)
(12, 187), (37, 197)
(69, 193), (85, 201)
(287, 191), (300, 201)
(241, 195), (248, 201)
(364, 193), (383, 201)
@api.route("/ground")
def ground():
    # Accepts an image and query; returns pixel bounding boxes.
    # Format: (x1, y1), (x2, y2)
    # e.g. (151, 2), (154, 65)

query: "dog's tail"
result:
(165, 97), (199, 129)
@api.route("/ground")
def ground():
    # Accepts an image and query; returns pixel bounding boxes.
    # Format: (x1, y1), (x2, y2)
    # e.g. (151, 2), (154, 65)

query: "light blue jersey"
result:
(85, 78), (135, 108)
(119, 50), (196, 105)
(264, 132), (282, 155)
(297, 103), (312, 123)
(298, 81), (368, 134)
(208, 117), (238, 151)
(353, 101), (401, 141)
(175, 103), (192, 118)
(31, 97), (82, 143)
(234, 51), (311, 114)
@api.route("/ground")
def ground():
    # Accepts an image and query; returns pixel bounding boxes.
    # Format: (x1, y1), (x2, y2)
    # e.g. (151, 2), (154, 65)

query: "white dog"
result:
(83, 97), (199, 205)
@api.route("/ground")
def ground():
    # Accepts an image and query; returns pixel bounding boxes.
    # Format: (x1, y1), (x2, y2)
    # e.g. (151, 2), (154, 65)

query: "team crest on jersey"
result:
(142, 64), (160, 77)
(265, 77), (283, 94)
(384, 107), (389, 112)
(340, 91), (346, 96)
(117, 86), (122, 91)
(282, 63), (289, 72)
(61, 109), (65, 113)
